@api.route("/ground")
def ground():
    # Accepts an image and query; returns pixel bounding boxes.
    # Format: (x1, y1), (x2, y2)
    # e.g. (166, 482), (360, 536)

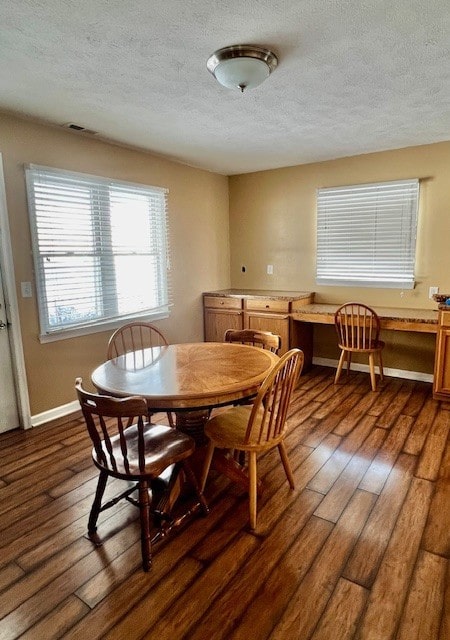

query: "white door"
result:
(0, 263), (19, 432)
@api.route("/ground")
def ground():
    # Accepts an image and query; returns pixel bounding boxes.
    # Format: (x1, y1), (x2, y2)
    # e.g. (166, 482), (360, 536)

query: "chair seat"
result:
(337, 339), (385, 353)
(93, 423), (195, 479)
(205, 405), (282, 451)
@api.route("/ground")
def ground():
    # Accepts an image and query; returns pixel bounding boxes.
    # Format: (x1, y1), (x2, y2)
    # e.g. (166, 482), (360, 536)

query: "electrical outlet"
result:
(429, 286), (439, 299)
(267, 264), (273, 275)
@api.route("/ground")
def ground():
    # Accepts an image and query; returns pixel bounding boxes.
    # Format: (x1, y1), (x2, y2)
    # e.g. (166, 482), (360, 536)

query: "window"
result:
(316, 179), (419, 288)
(25, 165), (170, 340)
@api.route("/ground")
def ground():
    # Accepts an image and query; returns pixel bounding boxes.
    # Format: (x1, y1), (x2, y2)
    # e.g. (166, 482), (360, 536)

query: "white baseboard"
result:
(313, 357), (434, 383)
(31, 400), (81, 427)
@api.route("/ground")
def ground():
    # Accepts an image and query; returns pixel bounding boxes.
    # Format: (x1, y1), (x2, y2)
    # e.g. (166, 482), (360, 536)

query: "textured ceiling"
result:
(1, 0), (450, 175)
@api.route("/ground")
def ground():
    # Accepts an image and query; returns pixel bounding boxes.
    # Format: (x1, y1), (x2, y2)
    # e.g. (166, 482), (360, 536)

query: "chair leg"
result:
(181, 460), (209, 515)
(200, 441), (215, 492)
(278, 441), (295, 489)
(334, 350), (346, 384)
(138, 480), (152, 572)
(378, 350), (384, 380)
(88, 469), (108, 535)
(248, 452), (258, 530)
(368, 353), (377, 391)
(167, 412), (175, 428)
(346, 352), (352, 376)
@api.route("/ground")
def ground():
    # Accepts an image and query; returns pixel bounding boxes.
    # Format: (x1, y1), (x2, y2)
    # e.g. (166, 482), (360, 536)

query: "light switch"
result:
(21, 281), (33, 298)
(429, 286), (439, 299)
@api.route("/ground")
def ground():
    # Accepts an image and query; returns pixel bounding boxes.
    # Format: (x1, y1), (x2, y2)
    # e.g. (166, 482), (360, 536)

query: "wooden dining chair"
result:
(223, 330), (283, 449)
(200, 348), (303, 530)
(224, 328), (281, 354)
(224, 328), (282, 413)
(107, 322), (168, 359)
(75, 378), (208, 572)
(334, 302), (385, 391)
(107, 322), (175, 427)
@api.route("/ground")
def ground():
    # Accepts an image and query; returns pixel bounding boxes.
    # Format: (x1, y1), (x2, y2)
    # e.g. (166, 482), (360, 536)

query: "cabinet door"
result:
(204, 308), (243, 342)
(434, 327), (450, 397)
(244, 312), (289, 355)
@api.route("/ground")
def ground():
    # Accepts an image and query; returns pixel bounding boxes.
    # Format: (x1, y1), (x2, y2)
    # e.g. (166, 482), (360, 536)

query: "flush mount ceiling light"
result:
(207, 45), (278, 92)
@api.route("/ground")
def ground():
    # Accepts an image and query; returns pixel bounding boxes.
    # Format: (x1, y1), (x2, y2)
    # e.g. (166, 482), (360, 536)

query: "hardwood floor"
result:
(0, 366), (449, 639)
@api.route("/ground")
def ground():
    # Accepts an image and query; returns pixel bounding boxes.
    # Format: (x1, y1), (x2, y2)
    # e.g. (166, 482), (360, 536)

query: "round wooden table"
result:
(92, 342), (278, 411)
(92, 342), (279, 490)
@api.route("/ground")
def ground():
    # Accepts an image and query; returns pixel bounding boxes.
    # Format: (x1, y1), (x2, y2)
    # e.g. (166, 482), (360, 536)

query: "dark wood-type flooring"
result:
(0, 366), (449, 639)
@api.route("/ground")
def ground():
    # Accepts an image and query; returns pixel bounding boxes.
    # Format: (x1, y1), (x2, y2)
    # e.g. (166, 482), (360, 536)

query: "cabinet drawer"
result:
(439, 310), (450, 327)
(244, 298), (290, 313)
(203, 296), (242, 310)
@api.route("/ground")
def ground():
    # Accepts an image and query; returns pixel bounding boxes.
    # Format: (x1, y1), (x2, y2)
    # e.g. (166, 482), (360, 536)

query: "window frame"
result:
(25, 164), (171, 343)
(316, 178), (420, 289)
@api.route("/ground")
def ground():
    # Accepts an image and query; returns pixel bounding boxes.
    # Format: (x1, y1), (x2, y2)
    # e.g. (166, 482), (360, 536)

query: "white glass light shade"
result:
(207, 45), (277, 92)
(213, 57), (270, 90)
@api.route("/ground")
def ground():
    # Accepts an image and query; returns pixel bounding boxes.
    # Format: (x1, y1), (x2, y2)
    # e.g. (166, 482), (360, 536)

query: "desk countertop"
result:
(203, 289), (313, 301)
(291, 304), (438, 333)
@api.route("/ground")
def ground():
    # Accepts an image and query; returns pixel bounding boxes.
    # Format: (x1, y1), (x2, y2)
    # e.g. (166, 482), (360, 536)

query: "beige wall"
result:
(2, 111), (448, 415)
(229, 142), (450, 374)
(0, 112), (230, 415)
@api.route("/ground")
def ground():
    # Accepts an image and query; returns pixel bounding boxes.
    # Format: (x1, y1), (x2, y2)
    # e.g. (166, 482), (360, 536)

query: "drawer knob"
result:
(265, 304), (270, 308)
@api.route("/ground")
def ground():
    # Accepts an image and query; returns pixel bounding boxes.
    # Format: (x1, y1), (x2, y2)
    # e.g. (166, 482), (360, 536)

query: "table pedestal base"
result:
(151, 462), (209, 531)
(175, 410), (262, 496)
(175, 410), (210, 446)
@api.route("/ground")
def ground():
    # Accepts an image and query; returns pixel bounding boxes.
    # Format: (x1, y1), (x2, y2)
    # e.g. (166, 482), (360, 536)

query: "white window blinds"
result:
(25, 165), (171, 337)
(316, 179), (419, 289)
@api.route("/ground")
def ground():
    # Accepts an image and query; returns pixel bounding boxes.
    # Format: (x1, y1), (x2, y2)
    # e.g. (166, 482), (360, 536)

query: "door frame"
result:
(0, 154), (31, 429)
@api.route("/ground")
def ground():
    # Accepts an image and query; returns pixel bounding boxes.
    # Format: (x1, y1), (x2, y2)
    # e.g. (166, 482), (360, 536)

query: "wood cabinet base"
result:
(433, 310), (450, 399)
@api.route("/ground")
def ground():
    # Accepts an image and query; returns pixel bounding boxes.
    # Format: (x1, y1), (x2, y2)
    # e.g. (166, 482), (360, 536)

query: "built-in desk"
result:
(291, 304), (438, 371)
(203, 291), (440, 379)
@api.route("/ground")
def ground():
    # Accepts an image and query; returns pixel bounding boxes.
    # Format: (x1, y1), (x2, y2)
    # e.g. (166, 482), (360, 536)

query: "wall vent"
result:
(62, 123), (98, 135)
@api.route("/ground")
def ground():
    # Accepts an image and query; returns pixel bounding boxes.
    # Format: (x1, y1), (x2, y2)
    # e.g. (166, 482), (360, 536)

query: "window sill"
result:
(38, 312), (170, 343)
